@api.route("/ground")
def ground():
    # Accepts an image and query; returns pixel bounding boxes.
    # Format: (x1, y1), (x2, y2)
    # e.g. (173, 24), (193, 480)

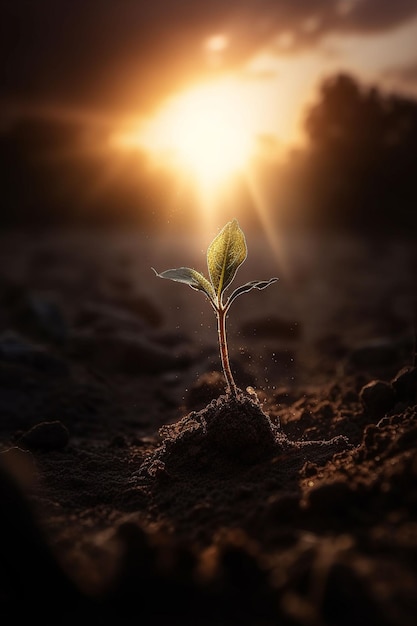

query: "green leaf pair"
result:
(153, 218), (278, 311)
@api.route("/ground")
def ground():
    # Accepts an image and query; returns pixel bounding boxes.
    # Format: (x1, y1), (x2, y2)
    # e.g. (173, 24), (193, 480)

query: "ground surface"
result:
(0, 226), (416, 625)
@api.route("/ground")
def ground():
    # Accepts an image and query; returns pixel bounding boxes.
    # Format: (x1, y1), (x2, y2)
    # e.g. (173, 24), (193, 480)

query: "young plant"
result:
(153, 219), (278, 398)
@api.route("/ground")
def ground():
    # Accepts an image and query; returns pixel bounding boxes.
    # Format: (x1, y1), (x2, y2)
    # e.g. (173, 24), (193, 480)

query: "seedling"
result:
(153, 219), (278, 398)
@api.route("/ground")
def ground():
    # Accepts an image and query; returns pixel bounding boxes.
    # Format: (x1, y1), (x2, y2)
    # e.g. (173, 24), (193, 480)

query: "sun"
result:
(116, 78), (257, 190)
(162, 84), (252, 187)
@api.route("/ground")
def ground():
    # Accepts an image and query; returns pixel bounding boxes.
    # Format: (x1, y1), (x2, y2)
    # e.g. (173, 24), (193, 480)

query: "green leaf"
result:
(225, 277), (278, 311)
(152, 267), (216, 302)
(207, 218), (247, 299)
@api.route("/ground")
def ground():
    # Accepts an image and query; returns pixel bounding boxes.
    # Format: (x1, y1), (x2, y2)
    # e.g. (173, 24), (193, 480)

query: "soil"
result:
(0, 226), (416, 626)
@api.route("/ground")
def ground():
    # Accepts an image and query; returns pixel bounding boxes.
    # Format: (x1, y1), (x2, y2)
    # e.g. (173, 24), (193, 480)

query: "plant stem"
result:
(217, 305), (238, 398)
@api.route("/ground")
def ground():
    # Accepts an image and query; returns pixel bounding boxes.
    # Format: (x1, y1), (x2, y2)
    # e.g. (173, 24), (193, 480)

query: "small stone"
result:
(359, 380), (395, 417)
(346, 339), (398, 370)
(302, 461), (318, 478)
(391, 366), (417, 401)
(307, 480), (357, 513)
(18, 420), (70, 451)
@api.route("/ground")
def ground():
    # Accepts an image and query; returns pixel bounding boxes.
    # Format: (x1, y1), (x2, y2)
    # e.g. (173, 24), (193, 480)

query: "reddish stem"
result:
(217, 305), (238, 398)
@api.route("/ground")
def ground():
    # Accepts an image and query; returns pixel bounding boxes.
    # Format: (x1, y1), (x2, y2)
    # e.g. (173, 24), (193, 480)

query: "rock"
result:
(346, 339), (398, 370)
(18, 420), (70, 451)
(322, 561), (383, 625)
(306, 480), (361, 515)
(359, 380), (396, 417)
(266, 492), (300, 523)
(391, 366), (417, 401)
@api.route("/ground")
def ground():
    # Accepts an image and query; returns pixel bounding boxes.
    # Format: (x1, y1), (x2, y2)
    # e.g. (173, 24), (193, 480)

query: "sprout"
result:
(153, 219), (278, 398)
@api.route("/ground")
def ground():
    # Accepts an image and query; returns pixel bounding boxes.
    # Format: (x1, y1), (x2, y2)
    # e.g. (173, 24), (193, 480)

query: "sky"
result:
(1, 1), (417, 151)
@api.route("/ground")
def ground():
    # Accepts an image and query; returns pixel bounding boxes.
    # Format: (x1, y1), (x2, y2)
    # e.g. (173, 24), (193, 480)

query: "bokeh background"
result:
(1, 0), (417, 239)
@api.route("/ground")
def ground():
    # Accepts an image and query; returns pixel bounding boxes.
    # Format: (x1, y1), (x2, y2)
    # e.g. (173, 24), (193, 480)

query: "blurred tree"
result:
(301, 73), (417, 235)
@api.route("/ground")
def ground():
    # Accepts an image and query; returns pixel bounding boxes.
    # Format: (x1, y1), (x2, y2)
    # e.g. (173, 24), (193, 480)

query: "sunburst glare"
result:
(115, 78), (258, 194)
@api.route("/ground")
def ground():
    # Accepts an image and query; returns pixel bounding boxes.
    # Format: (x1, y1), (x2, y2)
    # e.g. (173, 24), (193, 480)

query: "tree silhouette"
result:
(301, 73), (417, 234)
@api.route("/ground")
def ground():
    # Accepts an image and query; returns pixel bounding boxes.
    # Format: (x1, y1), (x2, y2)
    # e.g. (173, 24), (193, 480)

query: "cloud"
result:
(1, 0), (417, 115)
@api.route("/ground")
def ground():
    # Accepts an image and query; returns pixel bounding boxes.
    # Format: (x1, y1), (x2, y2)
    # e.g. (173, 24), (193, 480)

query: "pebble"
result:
(359, 380), (396, 417)
(18, 420), (70, 451)
(346, 339), (398, 370)
(391, 366), (417, 401)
